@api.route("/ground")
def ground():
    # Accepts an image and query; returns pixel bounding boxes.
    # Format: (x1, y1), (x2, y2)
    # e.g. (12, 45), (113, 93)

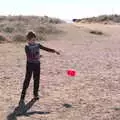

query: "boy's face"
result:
(28, 37), (36, 44)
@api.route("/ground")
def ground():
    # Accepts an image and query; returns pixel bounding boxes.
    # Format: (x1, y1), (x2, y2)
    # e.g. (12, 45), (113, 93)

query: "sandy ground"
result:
(1, 23), (120, 120)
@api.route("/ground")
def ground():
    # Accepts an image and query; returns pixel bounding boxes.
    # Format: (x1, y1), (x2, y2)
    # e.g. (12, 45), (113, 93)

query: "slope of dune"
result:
(0, 23), (120, 120)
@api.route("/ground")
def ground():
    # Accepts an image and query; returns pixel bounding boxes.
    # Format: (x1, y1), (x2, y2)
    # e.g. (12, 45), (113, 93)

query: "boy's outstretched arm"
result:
(39, 44), (60, 55)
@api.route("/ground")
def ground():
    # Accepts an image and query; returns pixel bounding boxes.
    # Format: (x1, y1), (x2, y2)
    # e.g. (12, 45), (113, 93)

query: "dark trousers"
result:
(21, 62), (40, 98)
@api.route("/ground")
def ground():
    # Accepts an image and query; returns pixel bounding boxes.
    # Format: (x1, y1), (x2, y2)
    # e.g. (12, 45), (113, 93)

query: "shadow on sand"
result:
(7, 99), (50, 120)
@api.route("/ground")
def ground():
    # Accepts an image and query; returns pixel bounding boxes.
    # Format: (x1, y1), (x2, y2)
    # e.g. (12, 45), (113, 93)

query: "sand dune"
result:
(0, 23), (120, 120)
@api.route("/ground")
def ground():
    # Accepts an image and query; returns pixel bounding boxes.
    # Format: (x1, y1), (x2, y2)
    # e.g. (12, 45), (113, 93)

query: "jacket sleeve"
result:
(25, 45), (30, 55)
(39, 43), (55, 53)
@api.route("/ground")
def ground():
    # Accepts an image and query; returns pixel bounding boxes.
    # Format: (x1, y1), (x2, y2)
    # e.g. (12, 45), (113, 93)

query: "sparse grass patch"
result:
(0, 15), (64, 42)
(35, 25), (47, 34)
(113, 107), (120, 111)
(36, 33), (46, 41)
(49, 18), (65, 24)
(35, 24), (61, 34)
(63, 104), (72, 108)
(73, 14), (120, 24)
(3, 26), (15, 33)
(40, 16), (65, 24)
(90, 30), (104, 35)
(0, 34), (7, 43)
(13, 34), (26, 42)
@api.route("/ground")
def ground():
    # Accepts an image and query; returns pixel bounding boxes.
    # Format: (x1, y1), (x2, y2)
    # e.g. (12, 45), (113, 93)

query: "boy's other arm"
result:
(25, 45), (28, 54)
(39, 44), (56, 53)
(25, 45), (30, 55)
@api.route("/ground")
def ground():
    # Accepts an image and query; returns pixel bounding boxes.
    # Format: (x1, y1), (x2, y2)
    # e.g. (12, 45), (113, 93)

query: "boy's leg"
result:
(33, 62), (40, 98)
(21, 62), (32, 100)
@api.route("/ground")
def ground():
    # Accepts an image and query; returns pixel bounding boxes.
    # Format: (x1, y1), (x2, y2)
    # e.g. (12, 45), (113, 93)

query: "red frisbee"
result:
(67, 70), (76, 77)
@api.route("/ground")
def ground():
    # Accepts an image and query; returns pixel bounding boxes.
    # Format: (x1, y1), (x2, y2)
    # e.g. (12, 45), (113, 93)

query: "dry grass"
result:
(0, 34), (7, 43)
(73, 14), (120, 24)
(0, 16), (64, 43)
(13, 34), (26, 42)
(90, 30), (104, 35)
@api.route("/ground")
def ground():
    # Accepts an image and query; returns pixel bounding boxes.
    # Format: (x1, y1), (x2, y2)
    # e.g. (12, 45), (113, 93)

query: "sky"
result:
(0, 0), (120, 20)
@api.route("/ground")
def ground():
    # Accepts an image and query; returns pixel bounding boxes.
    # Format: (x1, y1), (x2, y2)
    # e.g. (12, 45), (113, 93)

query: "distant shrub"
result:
(7, 15), (29, 23)
(0, 23), (6, 28)
(73, 14), (120, 23)
(40, 16), (65, 24)
(12, 22), (26, 33)
(49, 18), (64, 24)
(0, 16), (6, 22)
(44, 25), (59, 34)
(72, 19), (77, 22)
(96, 15), (108, 22)
(37, 34), (46, 41)
(35, 25), (46, 33)
(0, 15), (63, 42)
(13, 33), (45, 42)
(3, 27), (15, 33)
(90, 30), (104, 35)
(35, 25), (60, 34)
(72, 19), (80, 22)
(13, 34), (26, 42)
(0, 35), (7, 43)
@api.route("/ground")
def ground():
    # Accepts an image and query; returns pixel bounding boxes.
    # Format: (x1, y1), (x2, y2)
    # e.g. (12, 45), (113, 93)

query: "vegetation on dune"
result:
(73, 14), (120, 23)
(0, 15), (65, 24)
(0, 15), (64, 43)
(13, 34), (26, 42)
(0, 34), (7, 43)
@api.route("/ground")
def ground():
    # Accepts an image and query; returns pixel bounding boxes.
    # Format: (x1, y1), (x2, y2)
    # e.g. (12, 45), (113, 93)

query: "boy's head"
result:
(26, 31), (37, 44)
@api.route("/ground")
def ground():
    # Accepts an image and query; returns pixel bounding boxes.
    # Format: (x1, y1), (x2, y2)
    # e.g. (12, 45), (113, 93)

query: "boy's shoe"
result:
(19, 99), (25, 106)
(20, 94), (25, 101)
(33, 95), (40, 100)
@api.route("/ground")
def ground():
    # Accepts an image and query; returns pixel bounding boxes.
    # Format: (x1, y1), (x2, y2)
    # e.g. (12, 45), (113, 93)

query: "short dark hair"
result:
(26, 31), (36, 40)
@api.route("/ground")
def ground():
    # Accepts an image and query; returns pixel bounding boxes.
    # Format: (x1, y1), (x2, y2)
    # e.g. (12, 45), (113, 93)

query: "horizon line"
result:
(0, 13), (120, 20)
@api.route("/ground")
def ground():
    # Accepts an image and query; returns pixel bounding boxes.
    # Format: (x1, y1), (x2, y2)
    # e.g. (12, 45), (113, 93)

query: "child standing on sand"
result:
(20, 31), (60, 101)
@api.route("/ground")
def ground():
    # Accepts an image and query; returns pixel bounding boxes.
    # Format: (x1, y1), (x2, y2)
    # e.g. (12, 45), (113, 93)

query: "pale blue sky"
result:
(0, 0), (120, 19)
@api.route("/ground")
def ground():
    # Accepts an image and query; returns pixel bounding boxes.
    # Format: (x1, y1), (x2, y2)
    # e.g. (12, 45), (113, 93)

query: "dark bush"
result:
(0, 35), (7, 43)
(13, 34), (26, 42)
(90, 30), (104, 35)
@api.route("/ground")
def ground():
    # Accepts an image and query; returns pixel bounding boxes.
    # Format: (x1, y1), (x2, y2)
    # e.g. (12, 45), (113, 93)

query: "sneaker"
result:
(19, 99), (25, 106)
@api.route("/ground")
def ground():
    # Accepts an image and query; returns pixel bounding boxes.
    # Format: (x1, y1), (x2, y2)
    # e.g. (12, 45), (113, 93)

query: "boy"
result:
(20, 31), (60, 101)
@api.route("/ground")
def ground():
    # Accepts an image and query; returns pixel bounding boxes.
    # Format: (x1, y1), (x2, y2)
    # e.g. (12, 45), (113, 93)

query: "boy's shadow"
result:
(7, 99), (50, 120)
